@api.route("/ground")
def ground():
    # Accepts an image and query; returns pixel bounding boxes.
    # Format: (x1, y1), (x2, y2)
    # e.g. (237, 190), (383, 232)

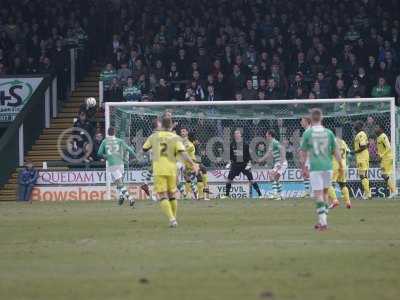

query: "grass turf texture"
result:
(0, 199), (399, 300)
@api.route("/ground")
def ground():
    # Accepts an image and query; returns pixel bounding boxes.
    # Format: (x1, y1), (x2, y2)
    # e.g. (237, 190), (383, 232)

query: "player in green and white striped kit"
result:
(300, 109), (343, 231)
(262, 129), (287, 200)
(97, 127), (136, 207)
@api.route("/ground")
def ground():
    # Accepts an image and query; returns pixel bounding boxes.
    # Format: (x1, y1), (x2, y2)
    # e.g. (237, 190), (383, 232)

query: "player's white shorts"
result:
(310, 170), (332, 191)
(273, 161), (288, 176)
(109, 164), (124, 181)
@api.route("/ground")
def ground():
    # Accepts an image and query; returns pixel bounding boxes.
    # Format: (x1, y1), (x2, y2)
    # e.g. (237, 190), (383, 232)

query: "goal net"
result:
(105, 98), (398, 200)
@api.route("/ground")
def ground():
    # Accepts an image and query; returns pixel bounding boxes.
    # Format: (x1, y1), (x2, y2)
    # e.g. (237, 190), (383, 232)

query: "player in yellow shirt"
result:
(197, 164), (210, 200)
(375, 124), (396, 198)
(143, 114), (198, 227)
(179, 127), (199, 200)
(354, 121), (371, 199)
(328, 137), (352, 209)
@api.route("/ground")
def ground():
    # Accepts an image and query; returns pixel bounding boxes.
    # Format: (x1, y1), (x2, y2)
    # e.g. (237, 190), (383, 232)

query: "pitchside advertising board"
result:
(0, 77), (43, 122)
(30, 168), (391, 201)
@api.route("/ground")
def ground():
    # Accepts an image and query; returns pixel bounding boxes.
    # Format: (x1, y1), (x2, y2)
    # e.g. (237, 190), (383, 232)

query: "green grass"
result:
(0, 199), (400, 300)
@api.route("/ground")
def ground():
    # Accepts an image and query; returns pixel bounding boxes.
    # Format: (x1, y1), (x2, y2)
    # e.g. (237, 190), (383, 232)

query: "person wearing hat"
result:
(18, 160), (38, 202)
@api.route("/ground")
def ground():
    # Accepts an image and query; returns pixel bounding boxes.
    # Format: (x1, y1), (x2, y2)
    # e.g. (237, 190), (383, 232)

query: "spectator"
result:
(132, 59), (147, 82)
(316, 72), (331, 96)
(258, 90), (266, 100)
(229, 64), (246, 92)
(155, 78), (171, 101)
(311, 80), (329, 99)
(289, 72), (305, 98)
(241, 79), (257, 100)
(204, 85), (220, 102)
(265, 78), (281, 100)
(123, 77), (141, 102)
(365, 116), (378, 139)
(395, 74), (400, 103)
(38, 57), (54, 73)
(0, 63), (6, 76)
(100, 63), (117, 90)
(105, 78), (123, 102)
(347, 78), (366, 98)
(185, 80), (204, 101)
(234, 92), (243, 101)
(326, 57), (341, 79)
(310, 55), (325, 76)
(117, 62), (132, 85)
(11, 57), (25, 75)
(355, 67), (371, 91)
(334, 79), (347, 98)
(25, 57), (38, 74)
(371, 77), (392, 97)
(215, 72), (229, 100)
(18, 160), (38, 202)
(152, 60), (165, 81)
(88, 132), (105, 162)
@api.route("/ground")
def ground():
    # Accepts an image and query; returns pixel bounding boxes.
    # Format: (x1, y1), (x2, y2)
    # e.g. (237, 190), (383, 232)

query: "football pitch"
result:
(0, 199), (399, 300)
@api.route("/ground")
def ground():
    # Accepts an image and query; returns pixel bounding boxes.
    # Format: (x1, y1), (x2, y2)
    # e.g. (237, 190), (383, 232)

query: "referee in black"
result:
(225, 129), (262, 198)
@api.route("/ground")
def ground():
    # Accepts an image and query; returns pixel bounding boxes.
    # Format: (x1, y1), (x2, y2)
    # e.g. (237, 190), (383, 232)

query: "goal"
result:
(104, 98), (398, 200)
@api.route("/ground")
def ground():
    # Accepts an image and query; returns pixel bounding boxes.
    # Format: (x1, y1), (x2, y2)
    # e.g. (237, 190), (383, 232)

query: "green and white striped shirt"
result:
(269, 138), (281, 165)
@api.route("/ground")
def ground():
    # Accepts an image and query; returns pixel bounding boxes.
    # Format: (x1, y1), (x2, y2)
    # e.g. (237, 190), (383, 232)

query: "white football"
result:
(86, 97), (97, 107)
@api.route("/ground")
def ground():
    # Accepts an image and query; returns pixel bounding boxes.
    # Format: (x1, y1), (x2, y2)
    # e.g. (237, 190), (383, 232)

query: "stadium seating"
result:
(99, 0), (400, 103)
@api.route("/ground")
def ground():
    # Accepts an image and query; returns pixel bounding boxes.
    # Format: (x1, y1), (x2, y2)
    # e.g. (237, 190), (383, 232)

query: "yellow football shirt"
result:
(354, 131), (369, 161)
(333, 138), (349, 170)
(376, 133), (393, 160)
(143, 130), (185, 176)
(182, 138), (196, 168)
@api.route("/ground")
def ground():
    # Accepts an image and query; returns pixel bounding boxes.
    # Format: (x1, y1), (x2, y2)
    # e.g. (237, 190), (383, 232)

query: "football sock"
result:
(204, 187), (210, 199)
(144, 170), (152, 184)
(202, 174), (208, 186)
(197, 182), (204, 199)
(177, 182), (185, 195)
(190, 173), (198, 196)
(160, 199), (175, 221)
(341, 186), (350, 205)
(169, 198), (178, 218)
(202, 175), (209, 198)
(388, 178), (396, 194)
(303, 179), (310, 194)
(226, 183), (232, 196)
(277, 182), (282, 196)
(361, 178), (370, 197)
(327, 186), (337, 203)
(252, 182), (261, 196)
(119, 185), (130, 199)
(272, 181), (277, 195)
(316, 201), (328, 226)
(140, 184), (150, 197)
(116, 186), (123, 198)
(185, 182), (191, 195)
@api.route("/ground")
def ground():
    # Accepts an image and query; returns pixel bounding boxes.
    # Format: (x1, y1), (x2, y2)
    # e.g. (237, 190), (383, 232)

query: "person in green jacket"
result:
(371, 77), (392, 98)
(100, 63), (117, 90)
(123, 77), (142, 101)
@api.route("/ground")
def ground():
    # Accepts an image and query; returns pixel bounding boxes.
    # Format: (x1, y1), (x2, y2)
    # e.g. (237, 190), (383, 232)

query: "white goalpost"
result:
(104, 98), (397, 200)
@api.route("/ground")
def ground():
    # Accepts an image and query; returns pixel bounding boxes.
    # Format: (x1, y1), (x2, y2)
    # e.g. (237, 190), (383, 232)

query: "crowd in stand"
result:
(100, 0), (400, 103)
(0, 0), (96, 96)
(1, 0), (399, 167)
